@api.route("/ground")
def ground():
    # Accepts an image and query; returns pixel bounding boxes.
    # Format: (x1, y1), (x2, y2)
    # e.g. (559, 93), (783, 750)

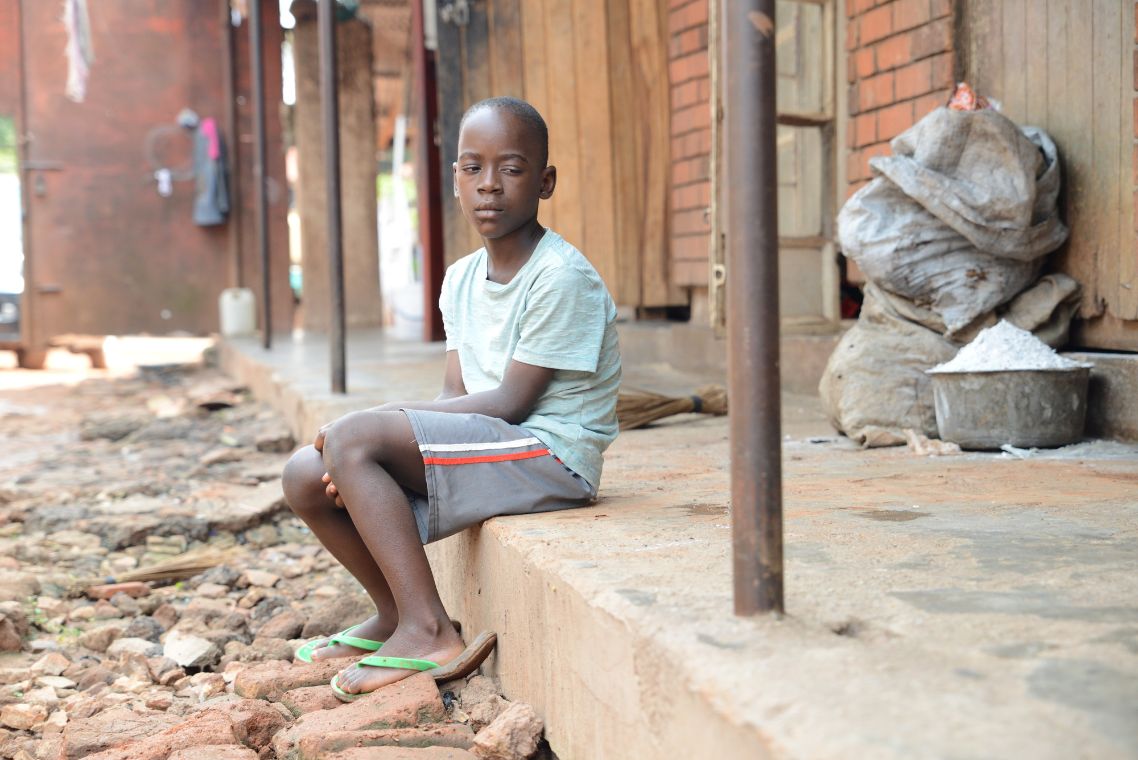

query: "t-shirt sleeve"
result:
(439, 266), (458, 351)
(513, 267), (607, 373)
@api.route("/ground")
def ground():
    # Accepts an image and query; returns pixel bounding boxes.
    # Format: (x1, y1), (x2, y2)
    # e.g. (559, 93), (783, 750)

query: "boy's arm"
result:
(386, 356), (553, 424)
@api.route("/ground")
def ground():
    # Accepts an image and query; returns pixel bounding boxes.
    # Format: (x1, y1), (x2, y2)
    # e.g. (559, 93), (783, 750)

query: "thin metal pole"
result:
(249, 0), (271, 349)
(222, 0), (243, 288)
(412, 0), (446, 342)
(319, 0), (347, 393)
(724, 0), (783, 615)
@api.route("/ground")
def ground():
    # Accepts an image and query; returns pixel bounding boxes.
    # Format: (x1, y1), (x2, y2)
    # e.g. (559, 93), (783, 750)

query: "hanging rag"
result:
(63, 0), (94, 103)
(192, 118), (230, 226)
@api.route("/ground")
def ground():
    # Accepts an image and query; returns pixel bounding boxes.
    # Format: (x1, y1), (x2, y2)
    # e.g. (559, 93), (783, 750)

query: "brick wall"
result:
(668, 0), (711, 288)
(1134, 3), (1138, 261)
(846, 0), (958, 196)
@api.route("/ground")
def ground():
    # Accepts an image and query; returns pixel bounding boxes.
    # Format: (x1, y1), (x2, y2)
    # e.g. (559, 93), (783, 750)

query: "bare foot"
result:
(308, 614), (397, 661)
(333, 620), (465, 695)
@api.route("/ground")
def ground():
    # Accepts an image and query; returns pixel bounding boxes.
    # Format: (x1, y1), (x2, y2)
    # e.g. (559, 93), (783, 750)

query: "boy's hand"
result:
(313, 421), (334, 452)
(321, 471), (345, 508)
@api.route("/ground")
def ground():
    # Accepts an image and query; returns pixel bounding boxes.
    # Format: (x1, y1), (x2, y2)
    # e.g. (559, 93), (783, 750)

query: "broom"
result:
(616, 385), (728, 430)
(75, 547), (238, 594)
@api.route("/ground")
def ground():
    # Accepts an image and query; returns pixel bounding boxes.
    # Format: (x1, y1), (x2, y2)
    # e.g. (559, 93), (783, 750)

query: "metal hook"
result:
(440, 0), (470, 27)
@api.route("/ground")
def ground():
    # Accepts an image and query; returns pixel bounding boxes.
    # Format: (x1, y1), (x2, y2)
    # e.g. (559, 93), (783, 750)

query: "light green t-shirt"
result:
(439, 229), (622, 488)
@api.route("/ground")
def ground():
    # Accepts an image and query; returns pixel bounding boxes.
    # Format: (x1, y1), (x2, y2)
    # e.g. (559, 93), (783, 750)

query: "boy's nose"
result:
(478, 169), (501, 192)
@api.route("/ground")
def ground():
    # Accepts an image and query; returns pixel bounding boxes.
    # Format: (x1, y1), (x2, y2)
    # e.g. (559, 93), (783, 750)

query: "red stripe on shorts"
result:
(422, 448), (552, 466)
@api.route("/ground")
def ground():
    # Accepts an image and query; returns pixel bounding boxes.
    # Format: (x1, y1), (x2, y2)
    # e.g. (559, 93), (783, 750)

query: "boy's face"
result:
(453, 109), (555, 240)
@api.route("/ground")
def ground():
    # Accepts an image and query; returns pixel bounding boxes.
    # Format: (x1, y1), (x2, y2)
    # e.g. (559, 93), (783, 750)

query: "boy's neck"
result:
(484, 218), (546, 284)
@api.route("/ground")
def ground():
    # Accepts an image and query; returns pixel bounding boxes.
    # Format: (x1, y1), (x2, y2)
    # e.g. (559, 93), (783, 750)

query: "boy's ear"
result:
(539, 165), (557, 200)
(451, 162), (459, 197)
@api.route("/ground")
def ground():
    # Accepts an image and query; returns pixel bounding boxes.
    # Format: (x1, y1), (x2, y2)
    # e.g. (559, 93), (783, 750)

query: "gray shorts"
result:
(401, 410), (597, 544)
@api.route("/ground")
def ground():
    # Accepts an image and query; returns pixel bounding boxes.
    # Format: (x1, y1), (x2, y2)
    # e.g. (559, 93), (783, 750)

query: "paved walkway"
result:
(221, 329), (1138, 760)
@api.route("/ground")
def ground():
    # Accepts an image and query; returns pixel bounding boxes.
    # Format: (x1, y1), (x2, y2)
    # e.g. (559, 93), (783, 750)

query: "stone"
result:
(109, 593), (142, 616)
(296, 725), (477, 758)
(459, 677), (508, 731)
(36, 675), (77, 690)
(197, 583), (231, 599)
(75, 665), (118, 691)
(0, 703), (48, 730)
(279, 685), (342, 717)
(78, 624), (124, 653)
(300, 593), (373, 638)
(22, 685), (60, 709)
(146, 656), (179, 682)
(92, 600), (122, 619)
(270, 672), (445, 759)
(189, 672), (227, 700)
(168, 748), (258, 760)
(151, 604), (179, 631)
(43, 709), (69, 734)
(163, 631), (222, 669)
(123, 616), (166, 643)
(200, 447), (246, 467)
(107, 637), (163, 658)
(0, 614), (21, 651)
(194, 565), (241, 589)
(255, 429), (295, 453)
(243, 569), (280, 588)
(79, 414), (145, 442)
(316, 749), (478, 760)
(256, 609), (304, 640)
(159, 668), (187, 687)
(470, 702), (544, 760)
(60, 707), (181, 757)
(30, 651), (71, 676)
(85, 582), (151, 601)
(233, 660), (345, 701)
(0, 571), (40, 602)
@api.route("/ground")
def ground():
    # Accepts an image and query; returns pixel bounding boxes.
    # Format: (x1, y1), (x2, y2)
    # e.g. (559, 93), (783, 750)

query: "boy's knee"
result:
(322, 411), (391, 472)
(282, 445), (326, 511)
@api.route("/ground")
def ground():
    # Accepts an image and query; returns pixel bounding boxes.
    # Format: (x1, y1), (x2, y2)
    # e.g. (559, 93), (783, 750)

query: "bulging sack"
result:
(838, 108), (1068, 336)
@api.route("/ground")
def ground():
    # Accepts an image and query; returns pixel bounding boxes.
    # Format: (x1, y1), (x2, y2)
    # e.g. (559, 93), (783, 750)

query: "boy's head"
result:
(454, 97), (556, 241)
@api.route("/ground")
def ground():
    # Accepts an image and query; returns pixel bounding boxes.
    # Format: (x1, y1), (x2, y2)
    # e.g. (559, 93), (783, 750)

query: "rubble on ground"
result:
(0, 364), (545, 759)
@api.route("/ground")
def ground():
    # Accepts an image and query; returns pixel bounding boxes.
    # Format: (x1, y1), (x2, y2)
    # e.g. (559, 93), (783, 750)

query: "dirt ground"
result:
(0, 344), (533, 760)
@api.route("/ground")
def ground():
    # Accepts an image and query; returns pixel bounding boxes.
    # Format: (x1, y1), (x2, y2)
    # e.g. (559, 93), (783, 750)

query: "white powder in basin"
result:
(930, 320), (1091, 373)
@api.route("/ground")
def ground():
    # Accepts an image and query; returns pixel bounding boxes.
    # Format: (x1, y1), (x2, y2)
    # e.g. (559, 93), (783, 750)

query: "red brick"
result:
(855, 112), (877, 147)
(673, 207), (711, 235)
(672, 80), (701, 109)
(672, 181), (710, 211)
(912, 17), (953, 59)
(669, 51), (709, 84)
(878, 100), (916, 140)
(846, 17), (859, 52)
(893, 0), (931, 32)
(673, 234), (711, 261)
(270, 672), (446, 757)
(859, 71), (895, 111)
(915, 88), (952, 118)
(671, 26), (708, 58)
(672, 156), (710, 186)
(860, 6), (893, 44)
(895, 59), (933, 100)
(698, 77), (711, 101)
(847, 150), (866, 183)
(851, 0), (877, 15)
(672, 102), (711, 136)
(855, 48), (876, 79)
(875, 33), (913, 71)
(280, 684), (343, 717)
(848, 82), (861, 116)
(862, 142), (892, 176)
(233, 659), (345, 702)
(668, 1), (708, 35)
(296, 726), (477, 758)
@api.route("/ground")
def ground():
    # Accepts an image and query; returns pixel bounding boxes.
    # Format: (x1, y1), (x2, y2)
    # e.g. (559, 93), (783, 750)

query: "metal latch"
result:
(440, 0), (470, 26)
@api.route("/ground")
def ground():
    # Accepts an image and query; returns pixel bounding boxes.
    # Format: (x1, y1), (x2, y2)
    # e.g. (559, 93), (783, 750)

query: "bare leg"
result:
(282, 444), (404, 659)
(321, 410), (465, 694)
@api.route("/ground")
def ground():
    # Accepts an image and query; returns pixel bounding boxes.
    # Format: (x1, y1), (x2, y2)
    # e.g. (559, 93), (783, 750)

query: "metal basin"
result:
(927, 367), (1091, 450)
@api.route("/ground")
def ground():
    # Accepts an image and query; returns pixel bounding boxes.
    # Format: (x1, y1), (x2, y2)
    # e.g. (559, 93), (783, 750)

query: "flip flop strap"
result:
(355, 655), (440, 671)
(329, 633), (383, 651)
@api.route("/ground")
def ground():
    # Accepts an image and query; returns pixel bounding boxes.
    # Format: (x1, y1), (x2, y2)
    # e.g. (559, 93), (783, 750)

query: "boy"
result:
(281, 97), (621, 700)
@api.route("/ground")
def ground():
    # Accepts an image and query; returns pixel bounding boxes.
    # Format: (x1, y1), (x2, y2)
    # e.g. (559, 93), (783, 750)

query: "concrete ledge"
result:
(1065, 351), (1138, 441)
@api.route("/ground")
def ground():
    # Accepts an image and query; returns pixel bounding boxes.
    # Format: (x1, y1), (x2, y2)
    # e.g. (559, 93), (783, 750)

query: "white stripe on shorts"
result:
(418, 437), (543, 453)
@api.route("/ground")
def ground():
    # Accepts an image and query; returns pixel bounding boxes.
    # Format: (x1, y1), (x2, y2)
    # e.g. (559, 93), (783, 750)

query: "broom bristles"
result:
(617, 384), (728, 430)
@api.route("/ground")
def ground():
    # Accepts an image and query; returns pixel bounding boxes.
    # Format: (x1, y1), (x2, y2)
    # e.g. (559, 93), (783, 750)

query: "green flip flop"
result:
(330, 655), (439, 702)
(329, 631), (498, 702)
(294, 626), (383, 663)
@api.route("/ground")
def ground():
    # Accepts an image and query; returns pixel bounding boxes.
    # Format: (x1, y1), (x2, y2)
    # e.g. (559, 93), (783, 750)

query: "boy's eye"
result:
(501, 167), (521, 175)
(462, 165), (480, 173)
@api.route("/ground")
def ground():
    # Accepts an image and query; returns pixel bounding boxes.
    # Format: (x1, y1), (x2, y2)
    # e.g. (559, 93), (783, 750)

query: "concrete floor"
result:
(221, 329), (1138, 760)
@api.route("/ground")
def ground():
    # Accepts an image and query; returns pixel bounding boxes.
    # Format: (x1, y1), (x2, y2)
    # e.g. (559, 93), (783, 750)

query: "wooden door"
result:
(433, 0), (682, 308)
(709, 0), (840, 333)
(964, 0), (1138, 350)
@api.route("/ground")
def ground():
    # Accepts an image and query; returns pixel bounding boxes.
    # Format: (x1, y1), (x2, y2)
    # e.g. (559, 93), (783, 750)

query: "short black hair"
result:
(459, 97), (549, 168)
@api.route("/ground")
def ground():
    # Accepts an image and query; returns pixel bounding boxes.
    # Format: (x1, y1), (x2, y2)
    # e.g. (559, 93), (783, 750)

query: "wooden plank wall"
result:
(434, 0), (678, 308)
(964, 0), (1137, 349)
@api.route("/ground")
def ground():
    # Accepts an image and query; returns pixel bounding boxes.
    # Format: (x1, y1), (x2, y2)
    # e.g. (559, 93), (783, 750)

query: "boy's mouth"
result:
(474, 207), (502, 218)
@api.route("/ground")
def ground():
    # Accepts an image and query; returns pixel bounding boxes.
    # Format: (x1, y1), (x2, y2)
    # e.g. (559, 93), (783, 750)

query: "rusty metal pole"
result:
(724, 0), (784, 615)
(249, 0), (271, 350)
(319, 0), (347, 393)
